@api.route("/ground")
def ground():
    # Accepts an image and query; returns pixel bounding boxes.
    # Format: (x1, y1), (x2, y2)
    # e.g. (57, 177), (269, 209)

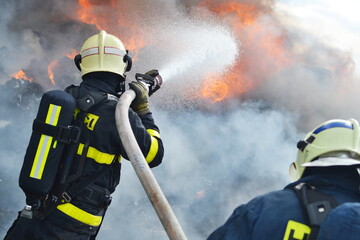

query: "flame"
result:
(198, 0), (292, 102)
(201, 75), (229, 103)
(48, 60), (59, 86)
(198, 0), (262, 25)
(66, 49), (78, 59)
(76, 0), (146, 59)
(200, 72), (253, 102)
(11, 70), (33, 82)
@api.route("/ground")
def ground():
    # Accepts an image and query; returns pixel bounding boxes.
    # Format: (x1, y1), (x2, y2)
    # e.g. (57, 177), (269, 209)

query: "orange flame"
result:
(48, 60), (59, 86)
(198, 0), (262, 25)
(200, 75), (229, 103)
(198, 0), (292, 102)
(11, 70), (33, 82)
(66, 49), (78, 59)
(76, 0), (146, 59)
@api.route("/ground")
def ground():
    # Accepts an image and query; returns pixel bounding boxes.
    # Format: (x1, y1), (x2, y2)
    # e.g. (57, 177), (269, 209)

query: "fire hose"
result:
(114, 73), (188, 240)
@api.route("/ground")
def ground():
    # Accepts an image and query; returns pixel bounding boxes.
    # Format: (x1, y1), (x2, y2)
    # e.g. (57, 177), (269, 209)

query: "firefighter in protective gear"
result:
(5, 30), (164, 240)
(207, 119), (360, 240)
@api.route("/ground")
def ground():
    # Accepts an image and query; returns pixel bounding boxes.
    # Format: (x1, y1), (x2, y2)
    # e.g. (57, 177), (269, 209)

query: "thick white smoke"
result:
(1, 0), (360, 239)
(97, 103), (298, 239)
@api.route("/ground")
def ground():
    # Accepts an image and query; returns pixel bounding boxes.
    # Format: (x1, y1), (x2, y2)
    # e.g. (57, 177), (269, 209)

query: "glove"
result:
(129, 81), (150, 115)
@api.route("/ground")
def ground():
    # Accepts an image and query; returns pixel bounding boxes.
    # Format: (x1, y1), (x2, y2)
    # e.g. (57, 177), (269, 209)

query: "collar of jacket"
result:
(81, 72), (124, 97)
(286, 173), (360, 197)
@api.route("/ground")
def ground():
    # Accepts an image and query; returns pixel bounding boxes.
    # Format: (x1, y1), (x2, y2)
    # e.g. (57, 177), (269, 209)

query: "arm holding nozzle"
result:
(129, 69), (163, 115)
(135, 69), (162, 96)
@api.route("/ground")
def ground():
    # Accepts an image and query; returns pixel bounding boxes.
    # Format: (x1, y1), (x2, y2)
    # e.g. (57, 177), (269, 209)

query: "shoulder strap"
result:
(59, 86), (108, 184)
(290, 183), (339, 240)
(65, 85), (108, 112)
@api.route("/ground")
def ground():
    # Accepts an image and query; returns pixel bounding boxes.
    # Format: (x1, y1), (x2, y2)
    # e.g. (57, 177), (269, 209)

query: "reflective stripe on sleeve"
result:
(146, 129), (161, 139)
(145, 136), (159, 163)
(30, 104), (61, 179)
(57, 203), (102, 226)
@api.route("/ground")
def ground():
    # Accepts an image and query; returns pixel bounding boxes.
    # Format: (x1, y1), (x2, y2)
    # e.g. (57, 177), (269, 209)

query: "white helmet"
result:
(74, 30), (132, 77)
(289, 118), (360, 181)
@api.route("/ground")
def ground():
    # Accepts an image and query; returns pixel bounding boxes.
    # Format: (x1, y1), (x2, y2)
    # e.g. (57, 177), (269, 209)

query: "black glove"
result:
(129, 81), (150, 115)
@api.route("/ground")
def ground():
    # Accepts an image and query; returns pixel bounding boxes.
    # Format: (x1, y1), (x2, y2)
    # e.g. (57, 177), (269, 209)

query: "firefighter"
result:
(5, 30), (164, 239)
(207, 118), (360, 240)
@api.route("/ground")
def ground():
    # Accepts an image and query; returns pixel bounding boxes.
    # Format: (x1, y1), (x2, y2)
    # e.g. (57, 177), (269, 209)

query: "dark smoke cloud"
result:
(0, 0), (359, 239)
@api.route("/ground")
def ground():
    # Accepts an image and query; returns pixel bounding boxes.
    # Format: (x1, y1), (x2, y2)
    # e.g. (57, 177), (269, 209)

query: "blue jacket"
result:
(317, 202), (360, 240)
(207, 173), (360, 240)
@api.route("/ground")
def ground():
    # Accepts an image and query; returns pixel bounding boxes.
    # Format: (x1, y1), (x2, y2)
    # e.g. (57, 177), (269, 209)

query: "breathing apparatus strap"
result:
(61, 159), (114, 203)
(290, 183), (338, 240)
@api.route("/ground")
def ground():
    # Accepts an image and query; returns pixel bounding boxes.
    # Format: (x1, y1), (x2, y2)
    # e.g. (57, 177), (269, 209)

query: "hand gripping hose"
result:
(115, 89), (188, 240)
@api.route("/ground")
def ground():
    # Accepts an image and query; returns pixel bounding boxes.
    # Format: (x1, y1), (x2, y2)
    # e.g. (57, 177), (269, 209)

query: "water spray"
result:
(155, 19), (239, 84)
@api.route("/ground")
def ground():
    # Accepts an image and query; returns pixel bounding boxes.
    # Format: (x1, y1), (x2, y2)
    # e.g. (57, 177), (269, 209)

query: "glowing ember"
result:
(11, 70), (33, 82)
(48, 60), (59, 86)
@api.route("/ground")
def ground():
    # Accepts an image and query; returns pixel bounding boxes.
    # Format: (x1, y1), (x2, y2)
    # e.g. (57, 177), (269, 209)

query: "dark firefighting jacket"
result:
(207, 172), (360, 240)
(47, 75), (164, 233)
(317, 202), (360, 240)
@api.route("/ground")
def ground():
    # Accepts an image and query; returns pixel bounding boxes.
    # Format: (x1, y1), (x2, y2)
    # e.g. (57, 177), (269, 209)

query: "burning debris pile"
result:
(0, 0), (359, 239)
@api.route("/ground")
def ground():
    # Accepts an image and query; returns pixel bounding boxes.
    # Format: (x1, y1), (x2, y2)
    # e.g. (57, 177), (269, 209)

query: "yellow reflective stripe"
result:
(30, 104), (61, 179)
(283, 220), (311, 240)
(146, 129), (160, 139)
(145, 136), (159, 163)
(77, 143), (115, 164)
(57, 203), (102, 226)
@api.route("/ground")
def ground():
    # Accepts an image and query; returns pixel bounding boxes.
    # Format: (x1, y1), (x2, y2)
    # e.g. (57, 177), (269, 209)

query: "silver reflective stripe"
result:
(104, 46), (125, 56)
(81, 47), (99, 58)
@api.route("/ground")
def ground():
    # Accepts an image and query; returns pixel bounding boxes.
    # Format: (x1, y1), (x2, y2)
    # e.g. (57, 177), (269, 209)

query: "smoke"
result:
(97, 102), (298, 239)
(1, 0), (360, 239)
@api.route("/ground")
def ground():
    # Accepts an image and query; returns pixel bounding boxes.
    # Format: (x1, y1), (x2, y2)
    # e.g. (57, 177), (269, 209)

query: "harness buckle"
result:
(57, 125), (81, 144)
(62, 192), (72, 203)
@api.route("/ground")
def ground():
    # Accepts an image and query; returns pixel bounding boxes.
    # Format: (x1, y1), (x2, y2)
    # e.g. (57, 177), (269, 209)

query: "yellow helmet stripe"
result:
(57, 203), (103, 226)
(30, 104), (61, 179)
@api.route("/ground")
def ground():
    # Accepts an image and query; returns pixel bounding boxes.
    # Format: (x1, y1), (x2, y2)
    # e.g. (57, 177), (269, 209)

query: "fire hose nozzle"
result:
(135, 72), (163, 96)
